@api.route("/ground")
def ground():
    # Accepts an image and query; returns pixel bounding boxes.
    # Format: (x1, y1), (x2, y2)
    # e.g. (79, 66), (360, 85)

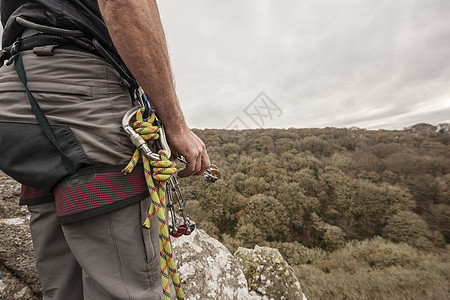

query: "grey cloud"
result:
(2, 1), (447, 130)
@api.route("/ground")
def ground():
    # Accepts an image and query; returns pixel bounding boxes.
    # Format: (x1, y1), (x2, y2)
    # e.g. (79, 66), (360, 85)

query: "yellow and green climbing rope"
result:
(123, 107), (184, 300)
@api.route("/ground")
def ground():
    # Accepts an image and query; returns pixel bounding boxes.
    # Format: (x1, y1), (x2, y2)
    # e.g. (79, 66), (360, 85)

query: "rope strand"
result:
(123, 107), (184, 300)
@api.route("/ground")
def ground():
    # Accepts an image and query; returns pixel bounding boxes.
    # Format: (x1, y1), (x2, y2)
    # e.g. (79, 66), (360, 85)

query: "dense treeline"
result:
(178, 124), (449, 299)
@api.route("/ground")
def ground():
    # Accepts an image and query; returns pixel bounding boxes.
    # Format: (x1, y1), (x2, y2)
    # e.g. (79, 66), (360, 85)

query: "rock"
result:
(172, 228), (261, 300)
(0, 216), (41, 299)
(0, 263), (38, 300)
(436, 122), (450, 133)
(235, 245), (307, 300)
(406, 123), (437, 133)
(0, 173), (27, 219)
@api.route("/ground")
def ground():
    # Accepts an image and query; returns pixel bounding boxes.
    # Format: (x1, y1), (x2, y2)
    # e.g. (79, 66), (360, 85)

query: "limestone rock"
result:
(0, 217), (41, 299)
(172, 228), (261, 299)
(0, 263), (38, 300)
(235, 245), (307, 300)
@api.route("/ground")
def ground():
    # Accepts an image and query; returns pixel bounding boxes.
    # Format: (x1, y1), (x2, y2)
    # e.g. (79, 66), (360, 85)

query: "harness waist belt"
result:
(20, 165), (149, 223)
(18, 34), (95, 54)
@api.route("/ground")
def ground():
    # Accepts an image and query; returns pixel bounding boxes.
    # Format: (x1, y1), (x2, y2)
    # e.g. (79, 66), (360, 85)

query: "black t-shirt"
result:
(0, 0), (114, 51)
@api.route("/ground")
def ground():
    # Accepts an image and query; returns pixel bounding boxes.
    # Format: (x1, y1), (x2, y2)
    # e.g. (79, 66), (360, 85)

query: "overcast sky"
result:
(1, 1), (449, 130)
(156, 0), (450, 130)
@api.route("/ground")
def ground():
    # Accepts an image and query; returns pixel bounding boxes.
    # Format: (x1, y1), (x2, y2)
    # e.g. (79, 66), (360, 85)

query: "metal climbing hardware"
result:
(122, 106), (183, 300)
(122, 105), (221, 235)
(167, 175), (196, 237)
(7, 15), (188, 300)
(204, 164), (221, 183)
(176, 156), (221, 183)
(122, 106), (161, 161)
(121, 104), (221, 300)
(4, 40), (20, 66)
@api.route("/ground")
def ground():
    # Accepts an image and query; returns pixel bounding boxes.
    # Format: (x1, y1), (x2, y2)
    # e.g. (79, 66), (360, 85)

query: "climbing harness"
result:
(15, 16), (84, 37)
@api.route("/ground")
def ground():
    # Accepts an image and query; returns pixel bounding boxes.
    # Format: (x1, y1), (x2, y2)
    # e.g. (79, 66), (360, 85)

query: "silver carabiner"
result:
(203, 164), (221, 183)
(122, 106), (161, 161)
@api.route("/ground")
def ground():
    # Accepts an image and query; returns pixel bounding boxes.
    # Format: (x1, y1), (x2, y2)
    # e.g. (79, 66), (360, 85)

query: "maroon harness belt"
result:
(20, 165), (149, 223)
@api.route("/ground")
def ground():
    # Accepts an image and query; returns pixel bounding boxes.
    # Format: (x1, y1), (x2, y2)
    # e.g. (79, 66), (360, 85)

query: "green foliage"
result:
(428, 204), (450, 242)
(234, 224), (265, 249)
(220, 143), (241, 157)
(384, 151), (425, 176)
(382, 211), (439, 249)
(195, 180), (244, 235)
(188, 127), (449, 299)
(272, 241), (327, 266)
(190, 127), (448, 246)
(333, 236), (420, 269)
(309, 213), (346, 251)
(295, 237), (450, 299)
(352, 145), (384, 173)
(350, 180), (415, 237)
(326, 153), (354, 171)
(372, 142), (403, 159)
(240, 194), (290, 241)
(299, 136), (335, 157)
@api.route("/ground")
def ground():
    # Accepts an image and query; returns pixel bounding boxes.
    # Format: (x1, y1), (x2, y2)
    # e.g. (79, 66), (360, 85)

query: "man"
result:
(0, 0), (210, 299)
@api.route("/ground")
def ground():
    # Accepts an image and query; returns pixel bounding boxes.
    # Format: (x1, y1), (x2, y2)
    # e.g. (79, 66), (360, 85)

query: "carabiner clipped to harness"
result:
(122, 106), (184, 300)
(122, 106), (163, 161)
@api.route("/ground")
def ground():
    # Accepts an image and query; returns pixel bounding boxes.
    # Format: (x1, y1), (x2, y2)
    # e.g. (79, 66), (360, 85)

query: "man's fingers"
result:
(178, 149), (209, 177)
(194, 151), (210, 176)
(192, 152), (204, 175)
(178, 157), (197, 178)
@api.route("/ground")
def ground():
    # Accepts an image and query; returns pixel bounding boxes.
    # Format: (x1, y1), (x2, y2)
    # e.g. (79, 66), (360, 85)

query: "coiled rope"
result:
(122, 107), (184, 300)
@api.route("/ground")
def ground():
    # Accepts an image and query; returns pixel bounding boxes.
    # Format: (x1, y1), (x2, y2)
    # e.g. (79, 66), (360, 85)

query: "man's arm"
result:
(97, 0), (210, 177)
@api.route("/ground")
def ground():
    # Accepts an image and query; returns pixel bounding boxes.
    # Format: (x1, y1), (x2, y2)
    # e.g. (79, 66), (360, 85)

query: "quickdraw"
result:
(122, 88), (220, 300)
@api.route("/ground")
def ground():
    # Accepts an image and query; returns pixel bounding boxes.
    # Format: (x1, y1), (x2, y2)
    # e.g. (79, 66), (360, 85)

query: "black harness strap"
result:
(13, 53), (79, 180)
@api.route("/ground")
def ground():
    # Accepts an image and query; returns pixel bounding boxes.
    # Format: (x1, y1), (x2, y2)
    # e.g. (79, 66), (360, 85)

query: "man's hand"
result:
(97, 0), (211, 176)
(166, 127), (210, 177)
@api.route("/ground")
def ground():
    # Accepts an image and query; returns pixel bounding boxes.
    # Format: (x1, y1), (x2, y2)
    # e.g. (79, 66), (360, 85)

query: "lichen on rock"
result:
(172, 228), (260, 299)
(235, 245), (307, 300)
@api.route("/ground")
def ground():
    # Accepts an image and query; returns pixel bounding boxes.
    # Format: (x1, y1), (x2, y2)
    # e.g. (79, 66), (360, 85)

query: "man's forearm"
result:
(97, 0), (187, 134)
(98, 0), (210, 176)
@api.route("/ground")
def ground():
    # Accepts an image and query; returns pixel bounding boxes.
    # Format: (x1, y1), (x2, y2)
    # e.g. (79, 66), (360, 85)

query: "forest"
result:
(177, 123), (449, 299)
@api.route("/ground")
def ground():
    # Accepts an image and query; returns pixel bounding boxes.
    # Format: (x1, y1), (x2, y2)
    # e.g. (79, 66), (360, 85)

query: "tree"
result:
(382, 211), (436, 249)
(240, 194), (290, 241)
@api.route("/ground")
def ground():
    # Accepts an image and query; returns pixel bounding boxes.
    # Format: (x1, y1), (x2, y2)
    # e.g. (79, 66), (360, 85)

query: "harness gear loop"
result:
(122, 107), (184, 300)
